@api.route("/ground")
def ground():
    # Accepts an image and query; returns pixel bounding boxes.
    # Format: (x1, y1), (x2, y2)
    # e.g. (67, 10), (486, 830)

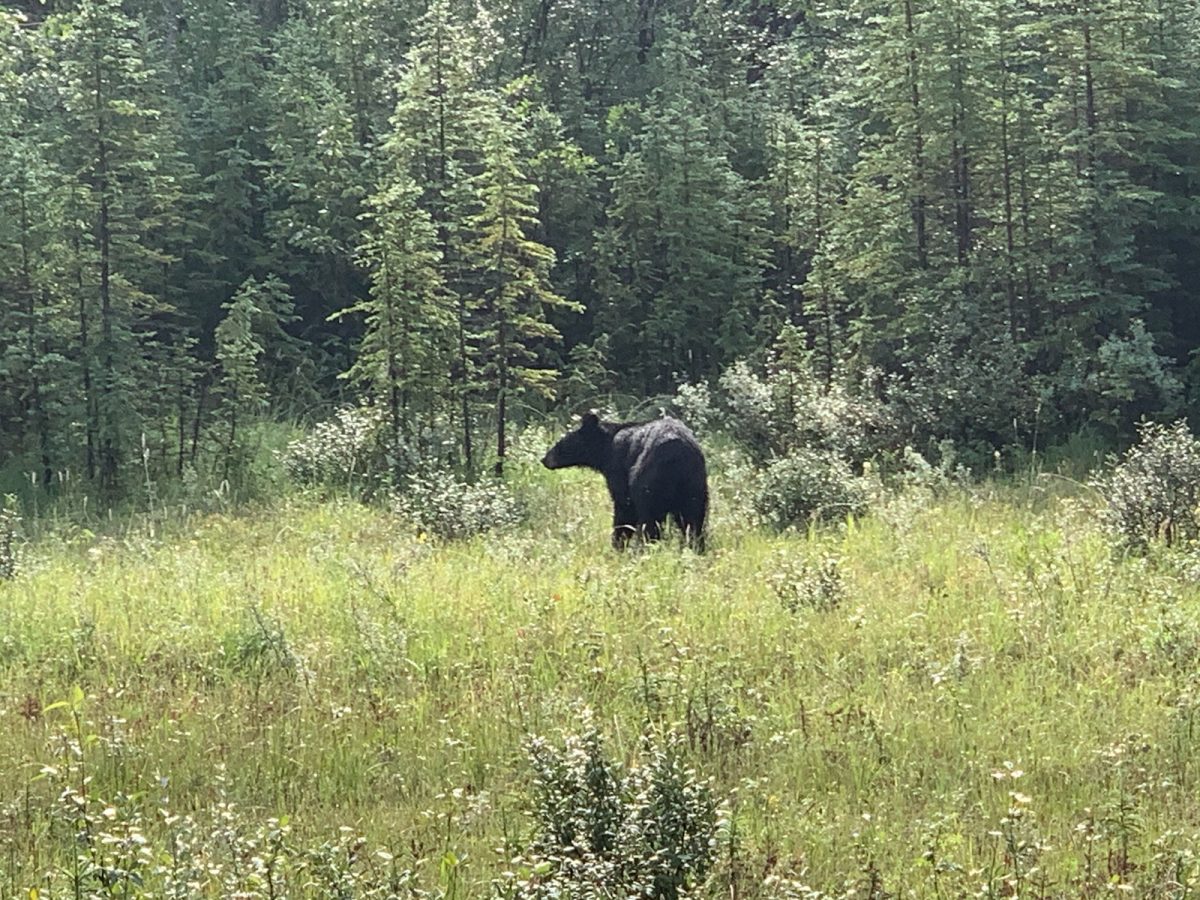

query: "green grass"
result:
(2, 459), (1200, 898)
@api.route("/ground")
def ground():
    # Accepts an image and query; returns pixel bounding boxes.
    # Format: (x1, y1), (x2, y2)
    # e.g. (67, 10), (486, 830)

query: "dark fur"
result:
(542, 412), (708, 550)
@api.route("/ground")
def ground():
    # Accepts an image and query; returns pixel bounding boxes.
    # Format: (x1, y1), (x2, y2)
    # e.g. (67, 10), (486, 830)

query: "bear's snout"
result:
(541, 450), (556, 468)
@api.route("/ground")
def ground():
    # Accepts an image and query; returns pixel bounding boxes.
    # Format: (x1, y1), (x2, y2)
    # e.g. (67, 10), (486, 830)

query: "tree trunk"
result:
(95, 50), (118, 493)
(904, 0), (928, 268)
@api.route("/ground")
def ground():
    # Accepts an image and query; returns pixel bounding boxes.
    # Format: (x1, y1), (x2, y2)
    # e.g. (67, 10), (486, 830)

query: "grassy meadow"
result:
(2, 444), (1200, 898)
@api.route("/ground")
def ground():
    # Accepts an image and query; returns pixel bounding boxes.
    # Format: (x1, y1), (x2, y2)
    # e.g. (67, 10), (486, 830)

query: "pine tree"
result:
(596, 36), (768, 393)
(341, 174), (450, 455)
(385, 0), (490, 471)
(55, 0), (185, 491)
(213, 276), (292, 480)
(0, 12), (73, 482)
(467, 83), (581, 476)
(266, 16), (368, 333)
(175, 0), (271, 335)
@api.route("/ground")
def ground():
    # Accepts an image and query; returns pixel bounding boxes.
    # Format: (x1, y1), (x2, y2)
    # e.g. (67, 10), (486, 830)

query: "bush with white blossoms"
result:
(393, 467), (523, 540)
(1092, 420), (1200, 553)
(282, 406), (410, 491)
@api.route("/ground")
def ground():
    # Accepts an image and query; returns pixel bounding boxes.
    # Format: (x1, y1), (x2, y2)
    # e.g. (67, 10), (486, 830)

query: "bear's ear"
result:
(581, 410), (600, 430)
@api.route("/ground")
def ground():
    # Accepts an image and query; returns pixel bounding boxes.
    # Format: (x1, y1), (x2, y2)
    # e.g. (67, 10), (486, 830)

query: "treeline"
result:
(1, 0), (1199, 495)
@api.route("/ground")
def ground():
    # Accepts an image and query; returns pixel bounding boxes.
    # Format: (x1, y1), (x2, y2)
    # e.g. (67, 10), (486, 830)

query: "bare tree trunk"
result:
(904, 0), (928, 268)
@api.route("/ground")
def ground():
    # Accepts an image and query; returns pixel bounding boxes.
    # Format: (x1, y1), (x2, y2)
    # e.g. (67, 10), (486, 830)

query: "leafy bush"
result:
(393, 468), (522, 540)
(886, 443), (971, 495)
(675, 327), (900, 468)
(0, 495), (18, 580)
(1092, 420), (1200, 553)
(500, 726), (719, 900)
(752, 449), (869, 530)
(770, 553), (845, 613)
(1070, 320), (1183, 440)
(282, 406), (409, 491)
(883, 316), (1037, 461)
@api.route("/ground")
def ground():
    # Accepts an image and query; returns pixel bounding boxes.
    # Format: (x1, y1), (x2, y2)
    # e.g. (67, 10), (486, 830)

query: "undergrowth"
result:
(2, 455), (1200, 898)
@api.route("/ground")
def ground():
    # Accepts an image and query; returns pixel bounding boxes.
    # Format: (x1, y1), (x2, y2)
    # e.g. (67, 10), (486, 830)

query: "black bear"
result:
(542, 412), (708, 550)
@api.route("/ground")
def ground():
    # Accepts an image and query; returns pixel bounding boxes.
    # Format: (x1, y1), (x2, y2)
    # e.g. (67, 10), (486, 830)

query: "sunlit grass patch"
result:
(2, 471), (1200, 896)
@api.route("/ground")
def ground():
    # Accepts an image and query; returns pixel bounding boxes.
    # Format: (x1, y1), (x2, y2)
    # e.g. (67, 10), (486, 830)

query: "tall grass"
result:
(1, 455), (1199, 897)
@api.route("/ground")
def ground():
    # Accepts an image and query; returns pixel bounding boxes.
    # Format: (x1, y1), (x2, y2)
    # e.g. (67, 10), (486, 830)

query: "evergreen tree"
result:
(341, 174), (450, 455)
(175, 0), (271, 335)
(213, 276), (292, 479)
(385, 0), (490, 471)
(55, 0), (185, 491)
(467, 83), (581, 475)
(596, 37), (768, 393)
(266, 16), (368, 347)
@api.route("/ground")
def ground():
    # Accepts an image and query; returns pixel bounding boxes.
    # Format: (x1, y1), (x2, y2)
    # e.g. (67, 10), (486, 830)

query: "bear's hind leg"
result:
(677, 493), (707, 552)
(612, 504), (638, 550)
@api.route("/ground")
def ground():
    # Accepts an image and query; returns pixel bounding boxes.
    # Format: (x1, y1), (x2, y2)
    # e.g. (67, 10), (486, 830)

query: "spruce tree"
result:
(467, 83), (581, 476)
(596, 36), (768, 393)
(56, 0), (184, 491)
(385, 0), (489, 471)
(341, 174), (450, 455)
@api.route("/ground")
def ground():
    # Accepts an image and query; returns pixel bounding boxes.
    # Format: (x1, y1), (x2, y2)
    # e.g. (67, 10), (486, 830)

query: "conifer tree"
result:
(385, 0), (490, 471)
(596, 36), (768, 393)
(56, 0), (184, 491)
(341, 174), (450, 454)
(213, 276), (292, 480)
(467, 84), (581, 475)
(175, 0), (271, 333)
(266, 16), (368, 328)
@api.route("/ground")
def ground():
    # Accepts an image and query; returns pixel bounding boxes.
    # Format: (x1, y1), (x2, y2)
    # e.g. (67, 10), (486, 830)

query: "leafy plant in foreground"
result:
(498, 726), (719, 900)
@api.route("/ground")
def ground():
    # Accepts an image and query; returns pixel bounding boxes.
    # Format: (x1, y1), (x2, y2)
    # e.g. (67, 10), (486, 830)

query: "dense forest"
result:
(2, 0), (1199, 497)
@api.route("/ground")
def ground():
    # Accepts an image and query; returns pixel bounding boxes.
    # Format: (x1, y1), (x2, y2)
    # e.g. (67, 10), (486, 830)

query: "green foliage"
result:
(345, 171), (450, 447)
(751, 448), (870, 530)
(676, 329), (900, 469)
(502, 726), (719, 899)
(393, 467), (523, 540)
(1092, 420), (1200, 553)
(0, 494), (20, 580)
(2, 0), (1200, 507)
(466, 80), (582, 473)
(595, 36), (769, 393)
(769, 553), (845, 613)
(9, 470), (1200, 896)
(1075, 320), (1184, 439)
(30, 718), (431, 899)
(214, 276), (296, 483)
(281, 405), (405, 492)
(219, 606), (300, 677)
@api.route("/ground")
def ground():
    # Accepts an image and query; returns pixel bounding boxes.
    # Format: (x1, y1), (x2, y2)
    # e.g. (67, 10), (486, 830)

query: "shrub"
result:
(500, 726), (719, 900)
(770, 553), (845, 613)
(673, 381), (718, 440)
(884, 317), (1036, 460)
(887, 443), (971, 495)
(282, 406), (409, 492)
(675, 327), (901, 469)
(1093, 420), (1200, 553)
(752, 449), (868, 530)
(0, 495), (19, 580)
(393, 468), (522, 540)
(219, 607), (300, 677)
(1074, 320), (1183, 440)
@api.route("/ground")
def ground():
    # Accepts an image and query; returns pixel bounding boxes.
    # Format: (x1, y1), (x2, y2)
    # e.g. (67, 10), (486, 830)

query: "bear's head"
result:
(542, 411), (609, 470)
